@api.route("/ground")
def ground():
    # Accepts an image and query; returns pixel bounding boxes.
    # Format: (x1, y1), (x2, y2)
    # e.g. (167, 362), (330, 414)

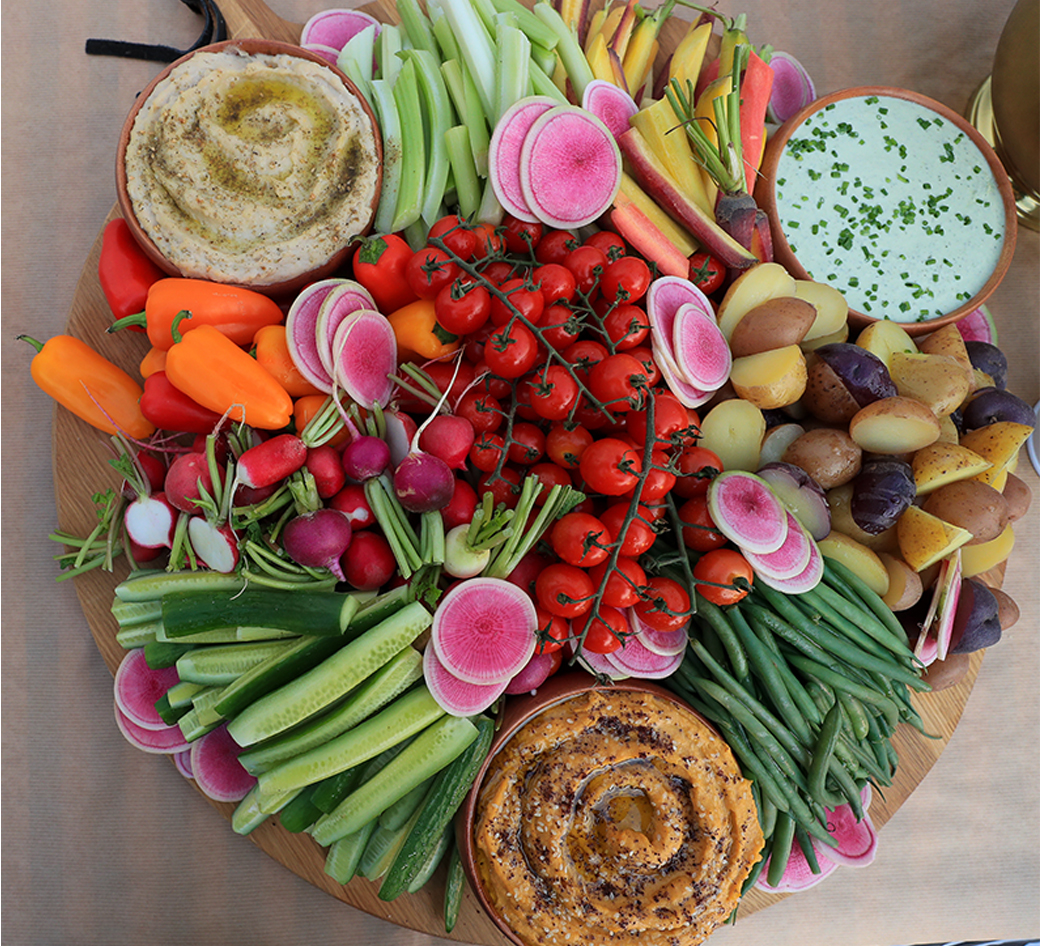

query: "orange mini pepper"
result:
(20, 334), (156, 439)
(138, 346), (168, 379)
(165, 324), (292, 431)
(387, 298), (460, 363)
(293, 394), (349, 448)
(109, 277), (285, 350)
(253, 324), (324, 398)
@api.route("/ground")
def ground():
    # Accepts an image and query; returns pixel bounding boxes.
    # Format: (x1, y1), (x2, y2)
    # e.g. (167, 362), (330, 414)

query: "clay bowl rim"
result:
(756, 84), (1018, 337)
(115, 38), (382, 299)
(455, 669), (718, 946)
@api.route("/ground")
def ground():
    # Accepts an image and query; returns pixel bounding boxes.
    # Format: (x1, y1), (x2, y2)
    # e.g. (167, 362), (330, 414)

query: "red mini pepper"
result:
(98, 218), (168, 326)
(139, 371), (225, 435)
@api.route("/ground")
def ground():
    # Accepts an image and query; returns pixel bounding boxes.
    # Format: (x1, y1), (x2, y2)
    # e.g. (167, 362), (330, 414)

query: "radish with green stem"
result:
(165, 452), (216, 514)
(305, 444), (347, 499)
(188, 519), (240, 574)
(282, 508), (354, 581)
(417, 414), (475, 471)
(124, 492), (178, 550)
(342, 436), (392, 483)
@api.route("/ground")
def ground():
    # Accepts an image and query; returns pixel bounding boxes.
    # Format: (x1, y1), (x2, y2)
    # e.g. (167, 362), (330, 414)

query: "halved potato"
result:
(960, 524), (1016, 578)
(793, 279), (849, 342)
(849, 396), (942, 454)
(917, 323), (975, 380)
(911, 441), (992, 495)
(878, 552), (924, 611)
(936, 413), (961, 445)
(958, 421), (1034, 487)
(818, 531), (890, 596)
(698, 397), (766, 472)
(895, 505), (974, 572)
(729, 345), (808, 409)
(888, 352), (973, 417)
(728, 297), (816, 356)
(921, 479), (1010, 545)
(717, 263), (797, 340)
(800, 322), (850, 351)
(826, 483), (899, 553)
(855, 319), (916, 370)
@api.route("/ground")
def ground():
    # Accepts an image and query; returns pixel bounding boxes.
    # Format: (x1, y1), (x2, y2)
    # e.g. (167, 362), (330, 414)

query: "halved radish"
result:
(765, 51), (816, 125)
(581, 79), (639, 140)
(424, 644), (509, 717)
(914, 551), (962, 666)
(285, 279), (344, 393)
(518, 105), (622, 229)
(742, 512), (814, 582)
(605, 635), (684, 679)
(630, 612), (690, 656)
(190, 723), (257, 803)
(430, 577), (538, 686)
(315, 280), (378, 378)
(330, 309), (397, 409)
(707, 470), (789, 555)
(124, 493), (177, 550)
(114, 702), (193, 755)
(756, 532), (824, 593)
(300, 8), (382, 50)
(488, 96), (558, 223)
(114, 648), (180, 732)
(671, 302), (732, 391)
(505, 651), (559, 695)
(187, 518), (240, 574)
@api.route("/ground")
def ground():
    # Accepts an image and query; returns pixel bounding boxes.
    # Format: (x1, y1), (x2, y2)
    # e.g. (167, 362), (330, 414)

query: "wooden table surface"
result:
(2, 1), (1037, 945)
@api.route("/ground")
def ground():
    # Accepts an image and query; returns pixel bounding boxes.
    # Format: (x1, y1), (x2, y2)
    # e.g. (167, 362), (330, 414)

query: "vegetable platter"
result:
(18, 0), (1037, 943)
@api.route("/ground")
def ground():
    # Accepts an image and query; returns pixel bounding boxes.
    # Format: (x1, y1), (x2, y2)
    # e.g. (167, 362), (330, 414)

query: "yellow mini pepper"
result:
(387, 298), (460, 363)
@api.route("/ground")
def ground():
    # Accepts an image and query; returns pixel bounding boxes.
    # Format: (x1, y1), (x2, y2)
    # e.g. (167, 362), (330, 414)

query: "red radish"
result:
(188, 518), (240, 573)
(124, 493), (178, 549)
(417, 414), (475, 470)
(423, 644), (509, 717)
(630, 611), (690, 656)
(285, 279), (344, 393)
(174, 749), (194, 779)
(282, 508), (353, 580)
(300, 7), (381, 49)
(671, 302), (732, 391)
(765, 51), (816, 125)
(113, 648), (180, 731)
(189, 723), (257, 803)
(504, 651), (558, 695)
(127, 536), (165, 565)
(331, 309), (397, 410)
(384, 410), (418, 467)
(236, 434), (308, 490)
(759, 533), (824, 593)
(341, 435), (391, 482)
(121, 450), (166, 499)
(234, 480), (281, 507)
(914, 551), (962, 666)
(114, 702), (193, 755)
(707, 470), (789, 555)
(393, 452), (456, 513)
(605, 633), (684, 679)
(488, 96), (558, 223)
(742, 512), (814, 582)
(315, 281), (378, 378)
(578, 649), (629, 680)
(305, 444), (347, 499)
(441, 477), (478, 531)
(430, 577), (537, 685)
(329, 483), (377, 529)
(164, 452), (215, 513)
(519, 105), (623, 229)
(581, 79), (639, 140)
(341, 530), (396, 590)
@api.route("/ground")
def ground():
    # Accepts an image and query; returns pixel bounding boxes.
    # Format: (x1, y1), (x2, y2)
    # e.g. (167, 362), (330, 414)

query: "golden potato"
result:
(855, 319), (916, 370)
(1002, 472), (1032, 521)
(818, 531), (890, 596)
(911, 441), (992, 496)
(800, 322), (850, 352)
(826, 483), (899, 553)
(878, 553), (924, 611)
(959, 421), (1034, 487)
(729, 345), (808, 409)
(960, 524), (1015, 578)
(895, 505), (973, 572)
(698, 397), (766, 472)
(717, 263), (797, 340)
(729, 297), (817, 356)
(782, 428), (863, 489)
(792, 279), (849, 342)
(936, 413), (961, 445)
(917, 324), (975, 381)
(888, 352), (973, 417)
(921, 479), (1010, 545)
(848, 396), (941, 454)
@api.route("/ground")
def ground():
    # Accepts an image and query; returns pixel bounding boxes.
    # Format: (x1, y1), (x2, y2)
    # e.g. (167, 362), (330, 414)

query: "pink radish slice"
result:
(630, 611), (690, 656)
(605, 635), (684, 679)
(285, 279), (346, 393)
(300, 8), (382, 50)
(742, 512), (813, 581)
(914, 551), (962, 666)
(174, 749), (195, 779)
(577, 650), (629, 680)
(424, 644), (509, 717)
(581, 79), (639, 140)
(519, 105), (623, 229)
(955, 304), (997, 345)
(331, 309), (397, 409)
(124, 493), (178, 550)
(431, 578), (537, 685)
(315, 281), (378, 378)
(816, 802), (878, 867)
(302, 43), (340, 65)
(488, 96), (558, 224)
(758, 533), (824, 593)
(654, 349), (715, 409)
(765, 52), (816, 125)
(707, 471), (789, 555)
(645, 275), (723, 400)
(756, 838), (841, 893)
(671, 302), (732, 391)
(187, 518), (240, 573)
(114, 648), (181, 731)
(114, 703), (193, 755)
(190, 723), (257, 803)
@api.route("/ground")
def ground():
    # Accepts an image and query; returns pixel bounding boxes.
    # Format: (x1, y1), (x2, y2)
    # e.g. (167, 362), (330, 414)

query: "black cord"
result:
(85, 0), (228, 63)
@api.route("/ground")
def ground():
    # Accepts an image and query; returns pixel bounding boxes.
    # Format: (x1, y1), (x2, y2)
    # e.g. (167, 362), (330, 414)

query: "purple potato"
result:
(960, 387), (1035, 431)
(849, 457), (915, 534)
(964, 340), (1008, 390)
(948, 578), (1002, 654)
(813, 343), (898, 407)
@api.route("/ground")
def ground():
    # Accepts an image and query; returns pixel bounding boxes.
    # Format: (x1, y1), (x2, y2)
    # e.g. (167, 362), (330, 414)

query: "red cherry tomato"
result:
(588, 556), (646, 608)
(625, 392), (695, 451)
(534, 606), (570, 654)
(688, 251), (726, 294)
(477, 466), (523, 509)
(583, 230), (627, 259)
(546, 423), (593, 469)
(674, 445), (723, 498)
(677, 494), (727, 551)
(406, 246), (460, 300)
(507, 421), (546, 465)
(576, 605), (627, 654)
(428, 214), (479, 260)
(578, 437), (642, 496)
(563, 339), (609, 384)
(490, 278), (545, 327)
(551, 511), (613, 567)
(529, 462), (573, 503)
(600, 256), (652, 304)
(500, 215), (544, 254)
(540, 304), (582, 351)
(480, 260), (514, 285)
(531, 263), (577, 305)
(469, 432), (505, 472)
(565, 244), (609, 296)
(535, 562), (596, 618)
(599, 502), (657, 557)
(587, 353), (648, 416)
(693, 548), (754, 606)
(535, 229), (578, 265)
(471, 222), (503, 259)
(484, 321), (539, 379)
(633, 576), (691, 632)
(601, 303), (650, 350)
(528, 364), (580, 422)
(626, 346), (661, 386)
(456, 388), (503, 435)
(634, 449), (677, 503)
(434, 281), (490, 335)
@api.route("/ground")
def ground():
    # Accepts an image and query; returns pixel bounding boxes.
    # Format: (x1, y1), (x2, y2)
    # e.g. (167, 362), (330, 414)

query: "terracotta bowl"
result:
(755, 86), (1017, 336)
(115, 39), (382, 298)
(455, 670), (716, 946)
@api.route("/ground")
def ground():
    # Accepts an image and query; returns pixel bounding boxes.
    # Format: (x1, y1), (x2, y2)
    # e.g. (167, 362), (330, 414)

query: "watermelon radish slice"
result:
(581, 79), (639, 140)
(300, 8), (382, 50)
(815, 785), (877, 867)
(954, 304), (998, 345)
(190, 723), (257, 803)
(605, 635), (684, 679)
(114, 648), (181, 732)
(707, 470), (789, 555)
(629, 610), (690, 656)
(331, 309), (397, 409)
(424, 644), (509, 717)
(285, 279), (346, 393)
(315, 280), (378, 378)
(764, 51), (816, 125)
(302, 43), (340, 65)
(114, 702), (193, 755)
(914, 550), (962, 666)
(578, 650), (629, 680)
(742, 512), (814, 582)
(671, 302), (732, 391)
(488, 96), (558, 223)
(518, 105), (622, 229)
(174, 749), (194, 779)
(654, 351), (715, 409)
(756, 834), (841, 893)
(430, 577), (537, 686)
(756, 532), (824, 593)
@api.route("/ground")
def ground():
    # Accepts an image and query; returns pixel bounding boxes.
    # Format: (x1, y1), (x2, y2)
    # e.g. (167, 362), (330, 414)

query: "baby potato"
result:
(698, 397), (766, 472)
(1002, 472), (1032, 521)
(826, 483), (899, 553)
(888, 352), (973, 417)
(802, 356), (862, 424)
(729, 344), (807, 409)
(782, 427), (862, 489)
(991, 587), (1020, 630)
(848, 396), (942, 454)
(729, 297), (817, 357)
(921, 479), (1010, 545)
(921, 652), (971, 691)
(878, 552), (924, 611)
(717, 263), (797, 340)
(917, 324), (975, 380)
(793, 279), (849, 342)
(855, 319), (916, 370)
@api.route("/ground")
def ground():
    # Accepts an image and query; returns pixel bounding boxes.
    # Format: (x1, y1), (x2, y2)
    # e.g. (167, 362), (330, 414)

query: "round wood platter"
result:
(53, 0), (988, 942)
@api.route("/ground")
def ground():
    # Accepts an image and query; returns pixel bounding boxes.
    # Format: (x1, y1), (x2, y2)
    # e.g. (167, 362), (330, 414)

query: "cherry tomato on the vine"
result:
(626, 346), (661, 386)
(471, 222), (503, 259)
(633, 449), (677, 503)
(434, 281), (490, 335)
(469, 432), (505, 472)
(540, 304), (582, 351)
(535, 229), (578, 265)
(500, 215), (543, 255)
(576, 605), (627, 654)
(551, 511), (613, 568)
(583, 230), (627, 260)
(536, 562), (595, 618)
(677, 494), (727, 551)
(625, 392), (695, 451)
(531, 263), (577, 305)
(484, 321), (539, 379)
(406, 246), (459, 300)
(601, 303), (650, 350)
(507, 421), (546, 465)
(688, 251), (726, 295)
(565, 244), (609, 297)
(633, 576), (691, 632)
(490, 278), (545, 327)
(427, 214), (478, 260)
(693, 548), (755, 606)
(456, 388), (503, 435)
(578, 437), (642, 496)
(529, 462), (573, 503)
(599, 502), (658, 557)
(587, 352), (648, 416)
(563, 338), (609, 384)
(600, 256), (652, 304)
(534, 606), (570, 654)
(528, 364), (580, 422)
(546, 423), (593, 469)
(477, 466), (522, 509)
(674, 445), (723, 498)
(588, 556), (646, 608)
(480, 260), (514, 285)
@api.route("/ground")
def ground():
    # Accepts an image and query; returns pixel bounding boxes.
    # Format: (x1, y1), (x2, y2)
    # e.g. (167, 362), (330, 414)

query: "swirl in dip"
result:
(123, 46), (381, 288)
(471, 688), (764, 946)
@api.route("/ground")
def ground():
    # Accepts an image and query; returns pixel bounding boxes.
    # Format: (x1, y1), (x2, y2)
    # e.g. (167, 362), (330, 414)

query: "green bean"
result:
(743, 603), (837, 669)
(823, 558), (910, 646)
(808, 703), (843, 803)
(795, 825), (823, 878)
(785, 653), (901, 729)
(759, 792), (778, 841)
(742, 611), (824, 726)
(795, 587), (895, 660)
(836, 691), (871, 742)
(826, 757), (866, 819)
(816, 567), (910, 653)
(766, 811), (796, 887)
(713, 718), (791, 816)
(696, 597), (749, 681)
(756, 751), (836, 848)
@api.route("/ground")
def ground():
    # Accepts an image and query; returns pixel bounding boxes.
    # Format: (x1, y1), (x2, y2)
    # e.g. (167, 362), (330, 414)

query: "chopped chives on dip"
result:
(774, 93), (1006, 323)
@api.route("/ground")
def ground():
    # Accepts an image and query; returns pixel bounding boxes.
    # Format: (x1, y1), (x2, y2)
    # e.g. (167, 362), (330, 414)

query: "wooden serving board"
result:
(53, 0), (986, 941)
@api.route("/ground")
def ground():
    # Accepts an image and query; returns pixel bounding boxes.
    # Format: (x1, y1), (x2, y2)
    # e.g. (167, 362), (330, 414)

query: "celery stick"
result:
(529, 41), (560, 79)
(368, 79), (404, 234)
(492, 0), (560, 50)
(336, 24), (377, 101)
(431, 12), (461, 62)
(529, 58), (569, 104)
(396, 0), (439, 56)
(390, 58), (427, 233)
(476, 175), (505, 225)
(437, 0), (498, 122)
(440, 59), (491, 176)
(403, 49), (456, 227)
(533, 2), (594, 101)
(375, 24), (404, 84)
(445, 126), (481, 218)
(495, 21), (531, 122)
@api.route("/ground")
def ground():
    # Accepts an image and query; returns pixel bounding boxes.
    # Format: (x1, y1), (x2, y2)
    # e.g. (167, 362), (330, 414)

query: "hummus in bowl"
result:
(117, 40), (382, 295)
(459, 672), (764, 946)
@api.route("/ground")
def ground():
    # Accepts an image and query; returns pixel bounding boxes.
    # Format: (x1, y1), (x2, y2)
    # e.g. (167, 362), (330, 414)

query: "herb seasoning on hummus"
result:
(123, 46), (381, 288)
(472, 688), (764, 946)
